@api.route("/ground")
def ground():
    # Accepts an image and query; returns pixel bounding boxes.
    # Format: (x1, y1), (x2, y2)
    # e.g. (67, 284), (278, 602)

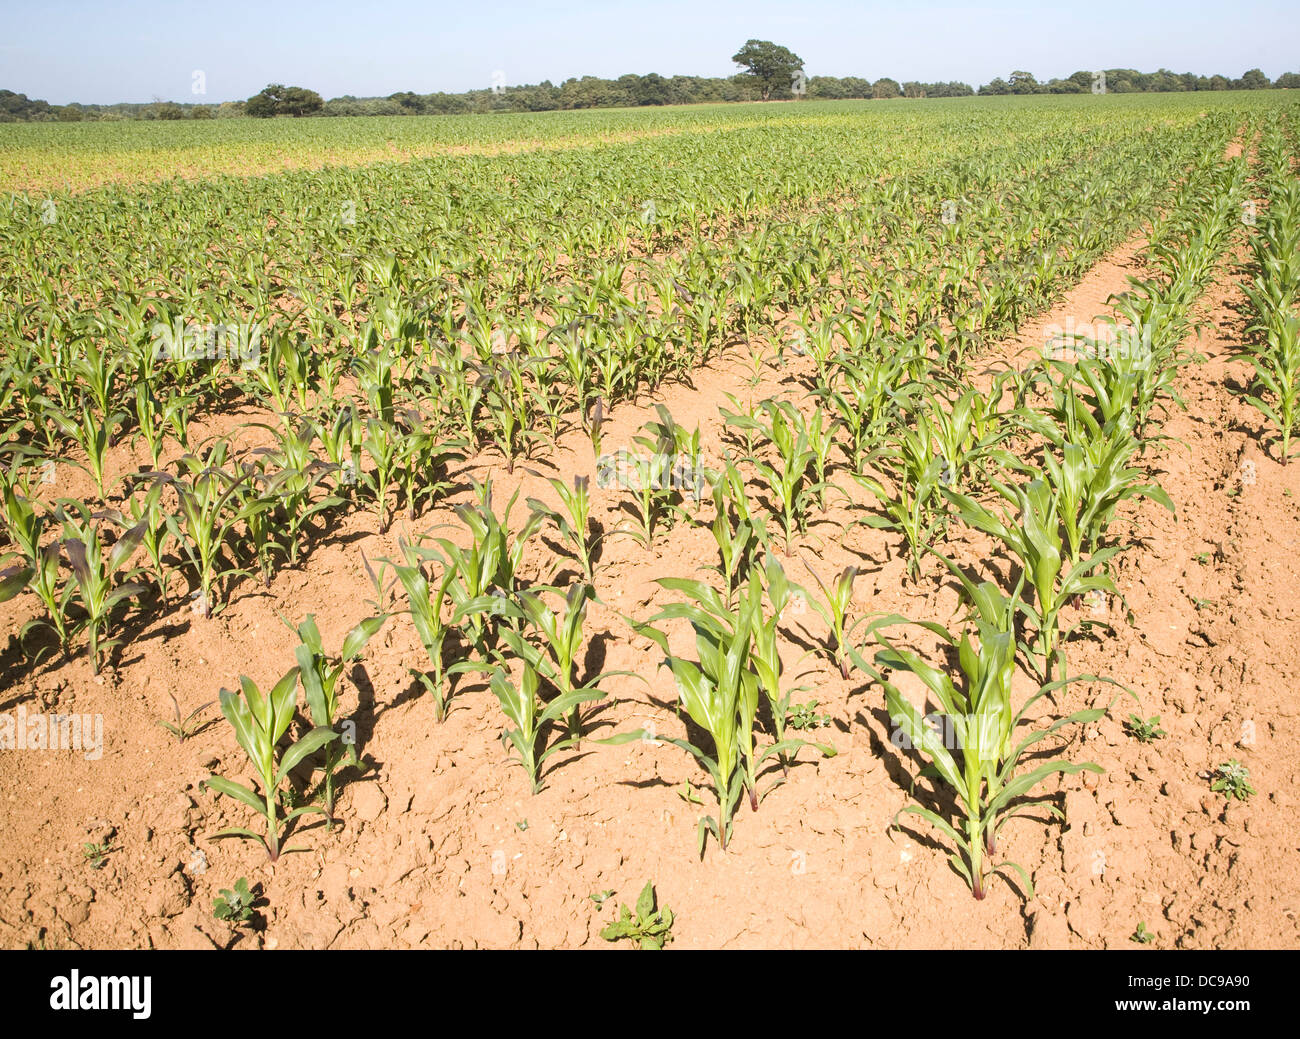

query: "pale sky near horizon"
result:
(2, 0), (1295, 105)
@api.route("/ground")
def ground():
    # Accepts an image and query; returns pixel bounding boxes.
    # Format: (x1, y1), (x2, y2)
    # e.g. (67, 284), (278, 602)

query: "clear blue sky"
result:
(3, 0), (1296, 105)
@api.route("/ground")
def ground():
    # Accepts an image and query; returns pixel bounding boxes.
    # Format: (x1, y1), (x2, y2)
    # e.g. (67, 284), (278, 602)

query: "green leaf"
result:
(275, 726), (340, 787)
(341, 615), (386, 662)
(203, 775), (264, 813)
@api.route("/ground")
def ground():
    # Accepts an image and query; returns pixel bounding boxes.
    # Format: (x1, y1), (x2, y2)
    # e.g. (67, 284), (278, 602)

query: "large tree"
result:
(732, 39), (804, 100)
(871, 77), (901, 99)
(1238, 67), (1270, 90)
(246, 83), (323, 118)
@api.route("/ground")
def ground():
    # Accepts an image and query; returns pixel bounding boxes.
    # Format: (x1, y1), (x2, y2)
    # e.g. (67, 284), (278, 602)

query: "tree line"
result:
(2, 66), (1296, 122)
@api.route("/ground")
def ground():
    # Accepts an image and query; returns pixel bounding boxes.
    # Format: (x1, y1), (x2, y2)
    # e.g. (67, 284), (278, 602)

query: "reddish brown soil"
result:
(2, 223), (1298, 949)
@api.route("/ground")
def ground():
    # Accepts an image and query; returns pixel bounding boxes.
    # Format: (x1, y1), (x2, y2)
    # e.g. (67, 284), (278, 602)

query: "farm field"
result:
(1, 92), (1298, 949)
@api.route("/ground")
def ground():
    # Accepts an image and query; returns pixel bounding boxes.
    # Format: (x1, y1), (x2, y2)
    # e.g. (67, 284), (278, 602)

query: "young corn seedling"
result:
(854, 400), (947, 581)
(495, 582), (624, 745)
(319, 403), (363, 498)
(474, 354), (542, 472)
(707, 481), (765, 608)
(802, 405), (837, 511)
(798, 561), (862, 680)
(611, 416), (686, 548)
(51, 402), (126, 502)
(719, 394), (762, 458)
(443, 480), (544, 655)
(57, 503), (149, 674)
(154, 443), (262, 618)
(717, 454), (771, 546)
(527, 474), (599, 582)
(234, 463), (280, 588)
(815, 351), (912, 471)
(487, 658), (602, 793)
(925, 381), (1016, 493)
(293, 613), (385, 828)
(2, 487), (72, 651)
(645, 405), (708, 510)
(394, 411), (464, 523)
(944, 477), (1120, 681)
(728, 399), (821, 554)
(130, 383), (193, 471)
(749, 558), (835, 774)
(390, 542), (466, 722)
(861, 601), (1108, 900)
(642, 577), (817, 846)
(1038, 439), (1174, 569)
(203, 667), (339, 862)
(640, 588), (760, 853)
(104, 479), (173, 601)
(359, 414), (405, 534)
(252, 417), (345, 565)
(1238, 311), (1300, 464)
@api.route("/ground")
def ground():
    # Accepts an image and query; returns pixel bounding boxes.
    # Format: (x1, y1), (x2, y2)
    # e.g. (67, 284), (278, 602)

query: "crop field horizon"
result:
(3, 91), (1295, 194)
(1, 88), (1298, 953)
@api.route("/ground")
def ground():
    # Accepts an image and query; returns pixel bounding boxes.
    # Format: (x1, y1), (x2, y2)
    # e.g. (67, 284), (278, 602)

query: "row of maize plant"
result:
(1236, 119), (1300, 462)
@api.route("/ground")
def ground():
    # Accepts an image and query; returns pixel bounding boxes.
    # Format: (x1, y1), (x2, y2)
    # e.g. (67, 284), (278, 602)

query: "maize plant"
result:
(204, 668), (339, 862)
(2, 487), (73, 651)
(944, 477), (1120, 680)
(642, 574), (822, 851)
(799, 561), (862, 680)
(724, 398), (823, 554)
(639, 589), (760, 853)
(860, 598), (1109, 900)
(51, 402), (126, 502)
(1239, 313), (1300, 464)
(527, 474), (600, 582)
(251, 418), (346, 565)
(390, 542), (471, 722)
(494, 582), (627, 744)
(750, 558), (834, 773)
(487, 659), (603, 794)
(105, 479), (173, 601)
(155, 443), (265, 618)
(707, 480), (765, 607)
(1036, 440), (1175, 569)
(853, 403), (947, 582)
(292, 613), (385, 827)
(57, 501), (148, 674)
(442, 481), (545, 653)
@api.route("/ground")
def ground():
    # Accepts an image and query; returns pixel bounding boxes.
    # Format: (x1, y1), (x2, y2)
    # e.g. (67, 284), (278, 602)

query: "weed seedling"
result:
(787, 700), (832, 731)
(212, 877), (260, 925)
(157, 693), (215, 743)
(600, 881), (674, 949)
(82, 841), (112, 870)
(1124, 714), (1166, 742)
(1211, 760), (1255, 801)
